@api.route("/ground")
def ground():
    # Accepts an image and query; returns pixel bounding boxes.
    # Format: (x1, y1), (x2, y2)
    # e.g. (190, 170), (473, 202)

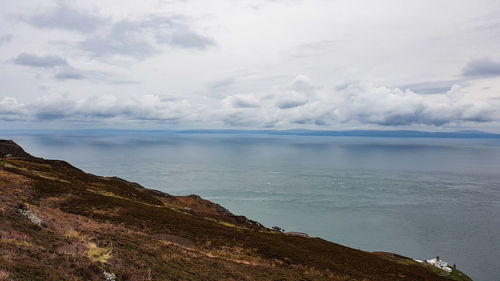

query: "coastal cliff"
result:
(0, 140), (471, 280)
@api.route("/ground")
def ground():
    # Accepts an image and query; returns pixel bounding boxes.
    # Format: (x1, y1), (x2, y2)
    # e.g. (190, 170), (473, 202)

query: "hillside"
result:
(0, 140), (471, 280)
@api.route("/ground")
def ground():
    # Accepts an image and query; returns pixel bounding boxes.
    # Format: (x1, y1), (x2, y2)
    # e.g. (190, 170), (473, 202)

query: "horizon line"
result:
(1, 128), (500, 138)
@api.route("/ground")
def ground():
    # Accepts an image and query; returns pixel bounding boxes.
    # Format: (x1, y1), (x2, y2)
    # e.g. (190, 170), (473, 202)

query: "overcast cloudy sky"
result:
(1, 0), (500, 131)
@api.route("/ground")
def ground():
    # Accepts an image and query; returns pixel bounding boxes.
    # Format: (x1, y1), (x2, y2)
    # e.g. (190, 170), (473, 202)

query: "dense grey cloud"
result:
(80, 19), (157, 58)
(462, 58), (500, 77)
(26, 1), (108, 33)
(22, 2), (214, 59)
(12, 53), (67, 68)
(54, 67), (85, 80)
(276, 98), (307, 109)
(80, 16), (214, 58)
(10, 53), (130, 83)
(223, 94), (260, 108)
(11, 53), (87, 81)
(157, 23), (215, 49)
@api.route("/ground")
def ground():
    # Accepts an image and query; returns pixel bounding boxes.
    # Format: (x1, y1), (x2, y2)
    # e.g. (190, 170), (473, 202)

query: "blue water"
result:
(2, 131), (499, 281)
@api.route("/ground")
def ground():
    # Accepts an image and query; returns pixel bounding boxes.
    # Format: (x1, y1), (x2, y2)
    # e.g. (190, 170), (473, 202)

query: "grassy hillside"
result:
(0, 140), (470, 280)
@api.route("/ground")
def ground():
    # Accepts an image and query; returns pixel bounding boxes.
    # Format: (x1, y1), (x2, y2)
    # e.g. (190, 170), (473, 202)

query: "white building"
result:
(426, 257), (452, 273)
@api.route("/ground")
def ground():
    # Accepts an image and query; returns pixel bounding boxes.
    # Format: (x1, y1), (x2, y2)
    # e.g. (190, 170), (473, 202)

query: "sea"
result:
(2, 130), (499, 281)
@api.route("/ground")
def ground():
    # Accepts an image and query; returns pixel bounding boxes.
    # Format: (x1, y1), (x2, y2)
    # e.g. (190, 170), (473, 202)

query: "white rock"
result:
(103, 271), (116, 281)
(18, 208), (42, 227)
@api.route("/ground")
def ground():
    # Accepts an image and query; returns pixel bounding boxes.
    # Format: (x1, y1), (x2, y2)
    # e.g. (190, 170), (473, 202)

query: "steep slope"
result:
(0, 140), (470, 280)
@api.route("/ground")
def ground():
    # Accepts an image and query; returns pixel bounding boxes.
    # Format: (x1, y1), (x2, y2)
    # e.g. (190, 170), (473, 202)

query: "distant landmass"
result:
(4, 129), (500, 139)
(177, 129), (500, 138)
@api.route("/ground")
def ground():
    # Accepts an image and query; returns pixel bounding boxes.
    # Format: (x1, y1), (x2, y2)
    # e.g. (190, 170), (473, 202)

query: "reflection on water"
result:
(2, 131), (500, 281)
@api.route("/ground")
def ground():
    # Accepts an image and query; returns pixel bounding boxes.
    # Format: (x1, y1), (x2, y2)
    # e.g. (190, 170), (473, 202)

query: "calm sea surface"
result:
(3, 131), (499, 281)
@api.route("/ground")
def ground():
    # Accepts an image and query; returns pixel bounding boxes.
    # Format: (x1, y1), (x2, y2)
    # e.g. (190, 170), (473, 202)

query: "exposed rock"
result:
(16, 204), (43, 227)
(102, 271), (116, 281)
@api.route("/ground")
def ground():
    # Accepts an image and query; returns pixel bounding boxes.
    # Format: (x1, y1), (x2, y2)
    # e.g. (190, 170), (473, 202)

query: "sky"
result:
(1, 0), (500, 132)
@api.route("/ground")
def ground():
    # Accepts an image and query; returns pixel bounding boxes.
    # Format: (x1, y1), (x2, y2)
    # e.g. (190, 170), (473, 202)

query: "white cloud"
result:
(219, 76), (500, 128)
(2, 74), (498, 128)
(0, 94), (199, 123)
(0, 97), (27, 121)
